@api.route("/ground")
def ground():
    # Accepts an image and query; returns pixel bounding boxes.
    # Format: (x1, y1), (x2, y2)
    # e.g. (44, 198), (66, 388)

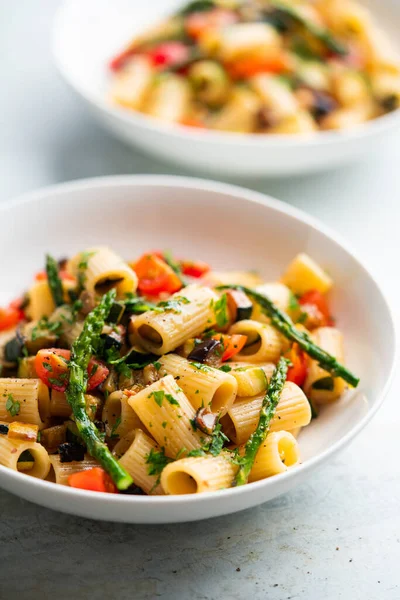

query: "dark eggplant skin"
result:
(226, 290), (253, 322)
(120, 484), (146, 495)
(4, 328), (26, 363)
(100, 331), (123, 353)
(58, 442), (85, 463)
(108, 302), (126, 324)
(188, 339), (221, 363)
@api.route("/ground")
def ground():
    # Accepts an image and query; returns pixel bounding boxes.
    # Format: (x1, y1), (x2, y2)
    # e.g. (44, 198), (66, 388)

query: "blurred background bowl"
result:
(52, 0), (400, 177)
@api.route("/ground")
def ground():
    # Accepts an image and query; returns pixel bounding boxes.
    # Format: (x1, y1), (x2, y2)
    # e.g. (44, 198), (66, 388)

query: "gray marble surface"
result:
(1, 2), (400, 599)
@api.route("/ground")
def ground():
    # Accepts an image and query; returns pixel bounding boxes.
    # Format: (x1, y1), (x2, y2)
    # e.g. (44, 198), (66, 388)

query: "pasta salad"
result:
(109, 0), (400, 134)
(0, 248), (359, 495)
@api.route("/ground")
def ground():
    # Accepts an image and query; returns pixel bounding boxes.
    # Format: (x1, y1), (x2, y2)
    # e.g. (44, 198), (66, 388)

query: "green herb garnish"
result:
(46, 255), (64, 307)
(5, 394), (20, 417)
(211, 294), (229, 328)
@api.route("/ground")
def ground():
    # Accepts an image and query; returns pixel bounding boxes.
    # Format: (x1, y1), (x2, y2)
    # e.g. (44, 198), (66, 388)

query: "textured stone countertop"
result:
(0, 2), (399, 598)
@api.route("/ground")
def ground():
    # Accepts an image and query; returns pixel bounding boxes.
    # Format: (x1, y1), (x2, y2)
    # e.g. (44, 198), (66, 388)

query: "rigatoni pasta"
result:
(228, 320), (285, 363)
(0, 424), (51, 479)
(67, 246), (138, 299)
(132, 284), (218, 355)
(161, 453), (238, 494)
(128, 375), (207, 458)
(0, 246), (357, 495)
(158, 353), (237, 415)
(247, 431), (300, 482)
(115, 429), (165, 495)
(221, 382), (312, 445)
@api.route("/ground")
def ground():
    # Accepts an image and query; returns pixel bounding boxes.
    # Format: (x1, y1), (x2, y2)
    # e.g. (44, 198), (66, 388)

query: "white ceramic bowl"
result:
(52, 0), (400, 177)
(0, 175), (395, 522)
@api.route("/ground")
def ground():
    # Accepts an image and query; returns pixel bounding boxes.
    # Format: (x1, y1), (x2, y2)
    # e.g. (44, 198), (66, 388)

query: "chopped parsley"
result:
(190, 362), (211, 372)
(153, 361), (162, 371)
(115, 362), (132, 378)
(186, 448), (206, 458)
(210, 294), (229, 328)
(288, 292), (300, 312)
(48, 371), (69, 388)
(31, 317), (62, 341)
(297, 312), (308, 324)
(151, 390), (165, 407)
(77, 251), (95, 289)
(157, 296), (190, 314)
(110, 416), (121, 439)
(188, 421), (229, 458)
(175, 447), (186, 460)
(220, 365), (232, 372)
(146, 448), (172, 484)
(5, 394), (20, 417)
(165, 393), (179, 406)
(162, 421), (168, 429)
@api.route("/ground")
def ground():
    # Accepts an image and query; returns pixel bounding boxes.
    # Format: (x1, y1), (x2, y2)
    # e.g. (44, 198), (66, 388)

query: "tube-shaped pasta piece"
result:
(253, 283), (293, 321)
(26, 279), (75, 321)
(115, 428), (164, 495)
(26, 280), (55, 320)
(133, 285), (218, 356)
(49, 390), (71, 418)
(203, 270), (264, 288)
(371, 73), (400, 110)
(0, 427), (50, 479)
(49, 454), (99, 485)
(280, 253), (333, 295)
(0, 379), (50, 429)
(128, 375), (208, 458)
(290, 427), (302, 439)
(48, 304), (84, 348)
(248, 431), (300, 482)
(269, 111), (317, 134)
(216, 23), (281, 61)
(250, 74), (298, 118)
(50, 391), (101, 420)
(158, 354), (237, 416)
(221, 381), (311, 445)
(145, 74), (191, 123)
(332, 69), (370, 107)
(228, 320), (285, 363)
(67, 246), (137, 299)
(304, 327), (346, 403)
(102, 390), (143, 438)
(296, 60), (330, 92)
(211, 88), (261, 133)
(111, 55), (154, 109)
(321, 102), (376, 130)
(161, 453), (237, 494)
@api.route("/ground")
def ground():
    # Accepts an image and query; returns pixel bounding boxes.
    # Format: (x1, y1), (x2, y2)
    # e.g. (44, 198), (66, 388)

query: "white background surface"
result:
(0, 2), (399, 598)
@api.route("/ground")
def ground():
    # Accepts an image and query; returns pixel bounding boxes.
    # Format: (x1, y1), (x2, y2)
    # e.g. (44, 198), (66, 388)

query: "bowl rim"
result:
(0, 174), (397, 508)
(52, 0), (400, 149)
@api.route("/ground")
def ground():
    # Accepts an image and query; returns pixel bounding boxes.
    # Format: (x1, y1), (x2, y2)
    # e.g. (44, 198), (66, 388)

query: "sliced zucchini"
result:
(231, 366), (268, 397)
